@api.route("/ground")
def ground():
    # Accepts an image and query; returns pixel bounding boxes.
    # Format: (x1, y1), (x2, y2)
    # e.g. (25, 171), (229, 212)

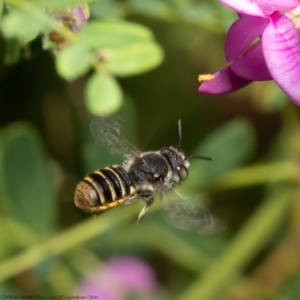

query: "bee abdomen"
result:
(74, 166), (136, 213)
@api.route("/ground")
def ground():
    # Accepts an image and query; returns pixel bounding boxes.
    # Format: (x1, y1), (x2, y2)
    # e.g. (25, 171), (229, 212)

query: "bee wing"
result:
(90, 115), (142, 158)
(162, 191), (225, 234)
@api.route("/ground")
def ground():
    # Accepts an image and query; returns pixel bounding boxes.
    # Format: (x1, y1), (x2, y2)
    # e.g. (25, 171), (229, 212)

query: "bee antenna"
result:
(177, 119), (182, 151)
(187, 155), (212, 161)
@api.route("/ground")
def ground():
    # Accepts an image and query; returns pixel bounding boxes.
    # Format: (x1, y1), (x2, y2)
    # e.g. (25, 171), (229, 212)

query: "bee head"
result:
(160, 147), (190, 182)
(163, 119), (212, 182)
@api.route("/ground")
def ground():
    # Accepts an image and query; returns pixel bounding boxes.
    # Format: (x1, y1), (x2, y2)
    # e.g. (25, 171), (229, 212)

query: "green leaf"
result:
(0, 123), (56, 235)
(56, 43), (92, 80)
(185, 118), (255, 189)
(79, 20), (154, 50)
(0, 217), (38, 259)
(90, 0), (123, 19)
(30, 0), (94, 10)
(79, 20), (163, 75)
(85, 72), (123, 115)
(106, 42), (163, 76)
(2, 9), (47, 42)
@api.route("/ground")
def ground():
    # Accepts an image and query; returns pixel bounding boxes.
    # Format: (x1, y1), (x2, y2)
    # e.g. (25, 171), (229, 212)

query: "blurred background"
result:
(0, 0), (300, 299)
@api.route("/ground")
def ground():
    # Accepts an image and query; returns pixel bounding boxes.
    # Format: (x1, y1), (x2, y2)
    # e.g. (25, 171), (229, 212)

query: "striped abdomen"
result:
(74, 165), (137, 214)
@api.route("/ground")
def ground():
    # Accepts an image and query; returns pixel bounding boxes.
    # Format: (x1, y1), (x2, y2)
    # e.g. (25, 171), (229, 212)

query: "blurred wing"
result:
(90, 115), (142, 158)
(162, 191), (225, 234)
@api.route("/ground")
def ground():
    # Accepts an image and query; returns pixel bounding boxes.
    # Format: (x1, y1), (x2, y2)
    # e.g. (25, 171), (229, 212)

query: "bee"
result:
(74, 116), (212, 225)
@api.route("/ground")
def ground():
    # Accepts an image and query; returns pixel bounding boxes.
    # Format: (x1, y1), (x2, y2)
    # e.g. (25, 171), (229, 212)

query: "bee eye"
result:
(178, 165), (188, 180)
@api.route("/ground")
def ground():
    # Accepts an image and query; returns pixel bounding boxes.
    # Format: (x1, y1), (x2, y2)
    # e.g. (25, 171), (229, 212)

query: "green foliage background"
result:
(0, 0), (299, 299)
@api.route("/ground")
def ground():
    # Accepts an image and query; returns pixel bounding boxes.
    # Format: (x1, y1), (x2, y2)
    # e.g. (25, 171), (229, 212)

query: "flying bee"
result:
(74, 116), (213, 225)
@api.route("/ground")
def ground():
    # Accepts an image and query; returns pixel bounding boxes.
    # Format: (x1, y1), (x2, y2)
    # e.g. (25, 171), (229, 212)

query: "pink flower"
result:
(76, 256), (160, 300)
(49, 5), (90, 50)
(199, 0), (300, 105)
(71, 5), (90, 31)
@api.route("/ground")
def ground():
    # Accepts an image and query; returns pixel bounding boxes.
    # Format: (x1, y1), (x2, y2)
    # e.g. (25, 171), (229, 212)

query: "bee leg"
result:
(123, 194), (140, 205)
(137, 193), (154, 225)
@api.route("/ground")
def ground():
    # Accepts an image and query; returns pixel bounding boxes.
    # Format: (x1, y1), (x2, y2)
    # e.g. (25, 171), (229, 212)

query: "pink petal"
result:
(72, 5), (90, 30)
(231, 40), (272, 80)
(107, 257), (158, 293)
(254, 0), (300, 15)
(262, 13), (300, 105)
(225, 15), (268, 62)
(220, 0), (266, 17)
(199, 66), (251, 94)
(76, 256), (159, 299)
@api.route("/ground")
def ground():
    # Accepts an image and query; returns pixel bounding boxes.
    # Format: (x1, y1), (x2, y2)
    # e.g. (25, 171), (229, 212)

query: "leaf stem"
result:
(0, 207), (139, 282)
(176, 187), (294, 300)
(210, 162), (298, 190)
